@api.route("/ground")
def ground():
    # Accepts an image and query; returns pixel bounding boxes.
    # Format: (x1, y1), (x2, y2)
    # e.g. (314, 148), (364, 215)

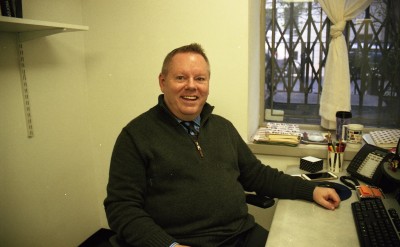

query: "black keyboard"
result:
(351, 198), (400, 247)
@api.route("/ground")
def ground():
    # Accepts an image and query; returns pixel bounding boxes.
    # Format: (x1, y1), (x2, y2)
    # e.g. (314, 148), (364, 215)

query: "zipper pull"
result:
(194, 141), (204, 158)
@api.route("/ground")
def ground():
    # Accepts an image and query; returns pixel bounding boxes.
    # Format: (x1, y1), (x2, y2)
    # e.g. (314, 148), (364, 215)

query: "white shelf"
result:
(1, 16), (89, 138)
(0, 16), (88, 41)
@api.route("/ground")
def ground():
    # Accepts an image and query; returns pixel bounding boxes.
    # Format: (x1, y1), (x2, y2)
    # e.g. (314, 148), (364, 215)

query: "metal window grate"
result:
(264, 0), (400, 128)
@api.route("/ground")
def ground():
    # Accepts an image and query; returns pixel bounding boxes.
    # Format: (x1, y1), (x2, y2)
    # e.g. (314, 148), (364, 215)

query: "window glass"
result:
(264, 0), (400, 128)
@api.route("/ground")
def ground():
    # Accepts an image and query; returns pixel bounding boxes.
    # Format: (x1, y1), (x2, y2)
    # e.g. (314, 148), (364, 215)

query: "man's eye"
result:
(176, 76), (185, 81)
(196, 77), (206, 82)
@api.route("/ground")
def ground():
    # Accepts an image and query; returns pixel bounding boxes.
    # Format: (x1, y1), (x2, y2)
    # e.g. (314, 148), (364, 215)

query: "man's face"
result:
(159, 52), (210, 121)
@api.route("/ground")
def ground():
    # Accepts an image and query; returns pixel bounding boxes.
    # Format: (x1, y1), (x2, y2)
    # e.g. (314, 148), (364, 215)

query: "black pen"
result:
(334, 153), (337, 170)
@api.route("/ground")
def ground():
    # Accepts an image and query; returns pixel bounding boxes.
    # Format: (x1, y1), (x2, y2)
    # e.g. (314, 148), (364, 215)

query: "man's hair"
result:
(161, 43), (210, 76)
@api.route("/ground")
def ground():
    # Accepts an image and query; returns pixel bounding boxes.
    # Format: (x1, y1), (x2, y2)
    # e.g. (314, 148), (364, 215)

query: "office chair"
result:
(79, 194), (275, 247)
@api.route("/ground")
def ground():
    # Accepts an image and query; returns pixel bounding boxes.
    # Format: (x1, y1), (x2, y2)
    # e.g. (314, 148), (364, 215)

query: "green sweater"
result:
(104, 95), (316, 247)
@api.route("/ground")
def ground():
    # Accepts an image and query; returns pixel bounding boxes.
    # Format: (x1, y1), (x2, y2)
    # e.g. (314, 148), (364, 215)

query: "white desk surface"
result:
(266, 165), (360, 247)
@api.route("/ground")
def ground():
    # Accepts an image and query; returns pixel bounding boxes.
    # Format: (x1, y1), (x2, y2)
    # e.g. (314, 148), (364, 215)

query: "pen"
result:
(334, 152), (337, 171)
(327, 132), (333, 151)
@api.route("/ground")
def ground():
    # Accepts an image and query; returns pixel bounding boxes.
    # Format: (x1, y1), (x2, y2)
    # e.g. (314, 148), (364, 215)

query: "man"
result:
(104, 43), (340, 247)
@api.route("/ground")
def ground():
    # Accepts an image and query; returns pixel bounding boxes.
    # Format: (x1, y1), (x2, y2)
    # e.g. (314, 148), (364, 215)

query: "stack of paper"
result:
(253, 122), (301, 146)
(369, 129), (400, 149)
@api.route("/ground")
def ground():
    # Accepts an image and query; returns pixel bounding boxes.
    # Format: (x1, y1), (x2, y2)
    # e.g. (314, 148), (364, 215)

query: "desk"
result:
(266, 165), (360, 247)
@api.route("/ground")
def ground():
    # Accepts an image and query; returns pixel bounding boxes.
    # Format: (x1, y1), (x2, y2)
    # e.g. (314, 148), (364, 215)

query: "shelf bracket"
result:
(17, 33), (34, 138)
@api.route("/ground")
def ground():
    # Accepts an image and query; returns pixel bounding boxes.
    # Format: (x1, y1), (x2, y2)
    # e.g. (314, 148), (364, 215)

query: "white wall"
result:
(0, 0), (263, 246)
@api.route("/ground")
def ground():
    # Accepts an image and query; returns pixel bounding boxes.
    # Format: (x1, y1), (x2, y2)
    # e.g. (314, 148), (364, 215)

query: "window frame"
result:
(259, 0), (400, 129)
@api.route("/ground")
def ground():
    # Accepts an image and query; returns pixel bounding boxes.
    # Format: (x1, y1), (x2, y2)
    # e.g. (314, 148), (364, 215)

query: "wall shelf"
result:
(0, 16), (88, 41)
(1, 16), (88, 138)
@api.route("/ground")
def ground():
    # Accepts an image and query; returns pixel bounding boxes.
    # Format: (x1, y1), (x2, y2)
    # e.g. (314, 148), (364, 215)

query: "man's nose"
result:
(186, 78), (196, 88)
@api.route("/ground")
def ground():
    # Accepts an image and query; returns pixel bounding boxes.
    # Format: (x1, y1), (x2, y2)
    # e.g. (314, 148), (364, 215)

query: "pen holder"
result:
(327, 150), (344, 173)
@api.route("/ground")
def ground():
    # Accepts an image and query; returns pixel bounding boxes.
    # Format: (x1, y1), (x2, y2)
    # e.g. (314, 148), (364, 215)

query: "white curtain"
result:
(318, 0), (373, 129)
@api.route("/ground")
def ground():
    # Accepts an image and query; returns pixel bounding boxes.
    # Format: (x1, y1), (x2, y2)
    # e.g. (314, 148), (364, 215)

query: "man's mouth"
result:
(182, 96), (198, 101)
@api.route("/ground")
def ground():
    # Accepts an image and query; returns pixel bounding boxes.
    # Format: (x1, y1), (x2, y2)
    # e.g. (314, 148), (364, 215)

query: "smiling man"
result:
(159, 46), (210, 122)
(104, 43), (340, 247)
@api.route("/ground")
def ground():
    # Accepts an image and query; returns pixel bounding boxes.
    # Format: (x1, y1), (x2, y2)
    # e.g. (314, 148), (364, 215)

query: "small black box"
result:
(300, 156), (323, 173)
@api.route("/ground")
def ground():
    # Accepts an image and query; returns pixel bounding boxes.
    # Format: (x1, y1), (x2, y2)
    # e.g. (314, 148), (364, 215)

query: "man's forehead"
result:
(169, 53), (209, 71)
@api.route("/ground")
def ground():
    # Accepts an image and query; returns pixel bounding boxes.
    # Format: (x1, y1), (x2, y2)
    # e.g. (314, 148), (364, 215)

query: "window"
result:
(263, 0), (400, 128)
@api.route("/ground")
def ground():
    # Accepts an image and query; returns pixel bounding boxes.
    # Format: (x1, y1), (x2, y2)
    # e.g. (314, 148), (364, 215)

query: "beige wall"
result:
(0, 1), (102, 246)
(0, 0), (265, 246)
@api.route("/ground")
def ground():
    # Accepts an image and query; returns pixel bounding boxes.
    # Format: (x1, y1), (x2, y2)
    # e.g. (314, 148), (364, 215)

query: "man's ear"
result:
(158, 73), (165, 92)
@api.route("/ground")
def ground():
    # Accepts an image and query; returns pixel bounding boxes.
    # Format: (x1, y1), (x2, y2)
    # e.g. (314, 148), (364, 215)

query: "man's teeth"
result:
(183, 96), (197, 100)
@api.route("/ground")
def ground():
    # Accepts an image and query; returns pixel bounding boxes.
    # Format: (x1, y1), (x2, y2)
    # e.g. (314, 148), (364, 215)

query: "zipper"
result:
(193, 140), (204, 158)
(180, 121), (204, 158)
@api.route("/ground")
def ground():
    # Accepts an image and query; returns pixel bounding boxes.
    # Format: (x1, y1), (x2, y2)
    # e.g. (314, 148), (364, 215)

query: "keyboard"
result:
(351, 198), (400, 247)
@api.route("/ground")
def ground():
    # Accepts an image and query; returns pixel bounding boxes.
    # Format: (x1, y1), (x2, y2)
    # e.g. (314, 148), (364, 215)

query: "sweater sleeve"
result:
(233, 125), (316, 201)
(104, 129), (176, 247)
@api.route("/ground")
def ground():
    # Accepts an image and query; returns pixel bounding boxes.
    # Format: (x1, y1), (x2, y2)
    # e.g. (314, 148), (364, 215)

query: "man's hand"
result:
(313, 186), (341, 210)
